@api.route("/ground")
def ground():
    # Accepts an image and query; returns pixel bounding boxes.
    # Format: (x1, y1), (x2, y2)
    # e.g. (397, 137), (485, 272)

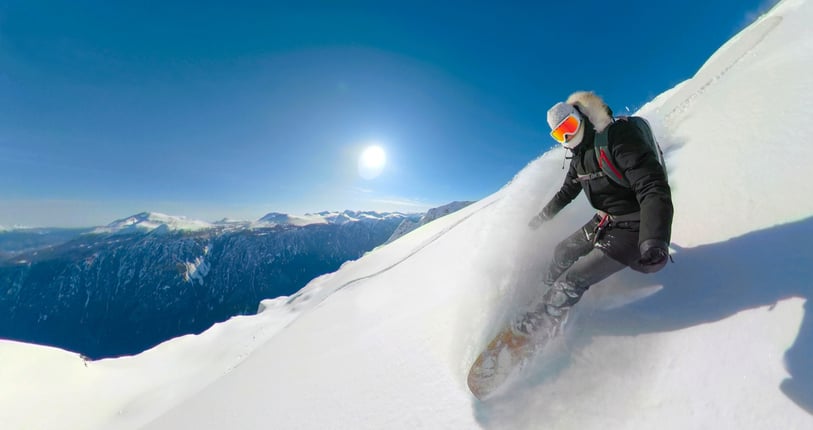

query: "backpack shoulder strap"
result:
(594, 119), (630, 187)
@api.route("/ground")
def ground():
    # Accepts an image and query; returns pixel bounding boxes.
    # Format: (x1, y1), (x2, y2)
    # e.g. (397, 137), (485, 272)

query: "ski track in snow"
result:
(289, 196), (503, 311)
(659, 15), (784, 127)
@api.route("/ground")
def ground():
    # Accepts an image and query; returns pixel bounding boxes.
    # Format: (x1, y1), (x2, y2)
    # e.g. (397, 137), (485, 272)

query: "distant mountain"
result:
(93, 212), (214, 234)
(0, 210), (413, 359)
(386, 201), (474, 243)
(257, 210), (408, 227)
(257, 212), (320, 226)
(0, 227), (94, 256)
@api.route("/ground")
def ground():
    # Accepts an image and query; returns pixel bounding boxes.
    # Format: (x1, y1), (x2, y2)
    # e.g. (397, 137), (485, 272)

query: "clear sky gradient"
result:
(0, 0), (776, 227)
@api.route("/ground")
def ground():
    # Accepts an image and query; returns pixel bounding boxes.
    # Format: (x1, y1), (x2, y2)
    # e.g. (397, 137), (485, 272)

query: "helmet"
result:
(547, 102), (585, 149)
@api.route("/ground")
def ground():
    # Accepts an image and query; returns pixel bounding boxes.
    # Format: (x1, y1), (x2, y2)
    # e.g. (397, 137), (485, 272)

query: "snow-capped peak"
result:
(94, 212), (213, 234)
(256, 212), (327, 227)
(257, 210), (414, 227)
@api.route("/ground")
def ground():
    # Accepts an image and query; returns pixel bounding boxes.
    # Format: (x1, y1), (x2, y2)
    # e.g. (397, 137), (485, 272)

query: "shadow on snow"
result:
(472, 216), (813, 425)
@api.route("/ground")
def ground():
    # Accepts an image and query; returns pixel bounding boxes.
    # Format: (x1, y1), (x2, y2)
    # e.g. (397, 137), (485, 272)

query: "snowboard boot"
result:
(510, 280), (585, 338)
(510, 308), (558, 339)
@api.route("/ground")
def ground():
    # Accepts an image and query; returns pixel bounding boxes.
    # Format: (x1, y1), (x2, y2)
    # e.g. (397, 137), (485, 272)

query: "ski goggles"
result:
(550, 113), (582, 144)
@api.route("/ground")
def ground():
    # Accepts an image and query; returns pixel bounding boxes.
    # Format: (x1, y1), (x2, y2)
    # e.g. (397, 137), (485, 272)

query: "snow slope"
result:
(1, 0), (812, 428)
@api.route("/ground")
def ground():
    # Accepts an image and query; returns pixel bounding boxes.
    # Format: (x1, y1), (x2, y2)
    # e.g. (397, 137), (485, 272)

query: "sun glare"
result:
(358, 145), (387, 179)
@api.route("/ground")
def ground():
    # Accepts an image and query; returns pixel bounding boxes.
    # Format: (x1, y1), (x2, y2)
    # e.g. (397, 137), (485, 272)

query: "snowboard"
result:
(467, 309), (566, 399)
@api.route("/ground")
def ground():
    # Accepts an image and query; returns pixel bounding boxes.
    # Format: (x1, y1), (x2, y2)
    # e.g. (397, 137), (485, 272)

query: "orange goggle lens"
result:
(550, 114), (582, 143)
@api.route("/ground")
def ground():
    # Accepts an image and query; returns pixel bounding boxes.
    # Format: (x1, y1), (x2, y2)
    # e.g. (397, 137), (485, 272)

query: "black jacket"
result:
(542, 119), (673, 248)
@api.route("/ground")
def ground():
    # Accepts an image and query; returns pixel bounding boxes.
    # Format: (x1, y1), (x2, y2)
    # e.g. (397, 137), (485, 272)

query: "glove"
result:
(529, 204), (556, 230)
(637, 240), (669, 273)
(528, 214), (546, 230)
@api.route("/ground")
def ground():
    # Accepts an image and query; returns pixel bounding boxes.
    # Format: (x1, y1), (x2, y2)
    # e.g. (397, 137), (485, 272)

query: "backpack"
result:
(593, 116), (666, 188)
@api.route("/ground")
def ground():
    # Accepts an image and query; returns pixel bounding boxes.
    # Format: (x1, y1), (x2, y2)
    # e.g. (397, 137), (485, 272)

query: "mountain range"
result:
(0, 209), (433, 359)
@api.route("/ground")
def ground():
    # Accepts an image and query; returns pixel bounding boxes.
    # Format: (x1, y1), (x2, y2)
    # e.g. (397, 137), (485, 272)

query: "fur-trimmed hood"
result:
(567, 91), (613, 133)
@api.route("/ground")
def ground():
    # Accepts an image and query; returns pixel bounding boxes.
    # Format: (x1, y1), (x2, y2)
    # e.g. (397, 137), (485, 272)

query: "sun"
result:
(360, 145), (386, 169)
(358, 145), (387, 179)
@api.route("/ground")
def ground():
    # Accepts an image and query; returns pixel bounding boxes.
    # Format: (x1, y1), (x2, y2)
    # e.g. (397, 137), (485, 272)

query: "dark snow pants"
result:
(541, 214), (631, 314)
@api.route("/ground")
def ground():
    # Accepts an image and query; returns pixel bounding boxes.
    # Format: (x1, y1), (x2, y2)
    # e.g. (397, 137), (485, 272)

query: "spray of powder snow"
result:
(450, 94), (685, 421)
(449, 147), (595, 380)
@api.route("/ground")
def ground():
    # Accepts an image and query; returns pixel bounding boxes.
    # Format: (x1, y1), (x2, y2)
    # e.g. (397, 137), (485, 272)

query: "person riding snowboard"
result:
(520, 91), (674, 335)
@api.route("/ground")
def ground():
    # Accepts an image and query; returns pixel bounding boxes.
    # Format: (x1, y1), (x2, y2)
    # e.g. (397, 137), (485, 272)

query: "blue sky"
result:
(0, 0), (776, 227)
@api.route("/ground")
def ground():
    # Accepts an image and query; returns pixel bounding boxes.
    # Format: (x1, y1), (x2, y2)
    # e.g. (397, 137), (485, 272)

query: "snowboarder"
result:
(467, 91), (673, 399)
(523, 90), (674, 334)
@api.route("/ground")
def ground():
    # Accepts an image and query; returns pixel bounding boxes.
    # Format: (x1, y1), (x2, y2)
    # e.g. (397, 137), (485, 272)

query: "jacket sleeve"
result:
(609, 123), (674, 247)
(540, 160), (582, 219)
